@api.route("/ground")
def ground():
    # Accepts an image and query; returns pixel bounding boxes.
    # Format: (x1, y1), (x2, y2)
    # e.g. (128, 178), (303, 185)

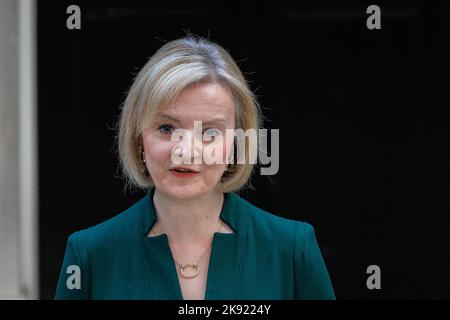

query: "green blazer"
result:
(55, 188), (335, 300)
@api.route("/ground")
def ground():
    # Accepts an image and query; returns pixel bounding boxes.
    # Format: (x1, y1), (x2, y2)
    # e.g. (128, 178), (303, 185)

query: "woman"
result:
(55, 35), (336, 300)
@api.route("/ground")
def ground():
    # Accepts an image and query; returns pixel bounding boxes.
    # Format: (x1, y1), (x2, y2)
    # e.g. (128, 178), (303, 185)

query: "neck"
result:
(151, 188), (224, 244)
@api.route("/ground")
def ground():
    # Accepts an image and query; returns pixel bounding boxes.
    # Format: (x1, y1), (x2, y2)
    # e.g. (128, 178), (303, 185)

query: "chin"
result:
(162, 184), (208, 200)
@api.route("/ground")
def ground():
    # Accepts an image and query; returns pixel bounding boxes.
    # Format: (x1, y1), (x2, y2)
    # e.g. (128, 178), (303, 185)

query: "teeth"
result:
(176, 168), (190, 172)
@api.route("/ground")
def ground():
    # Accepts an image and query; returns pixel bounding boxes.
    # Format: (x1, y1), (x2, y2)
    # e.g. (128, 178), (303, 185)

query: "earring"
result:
(140, 145), (150, 177)
(140, 145), (146, 164)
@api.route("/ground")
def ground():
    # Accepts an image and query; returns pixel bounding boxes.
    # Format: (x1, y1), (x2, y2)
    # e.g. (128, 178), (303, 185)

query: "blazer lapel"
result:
(204, 192), (247, 300)
(140, 234), (183, 299)
(204, 232), (246, 299)
(137, 187), (182, 299)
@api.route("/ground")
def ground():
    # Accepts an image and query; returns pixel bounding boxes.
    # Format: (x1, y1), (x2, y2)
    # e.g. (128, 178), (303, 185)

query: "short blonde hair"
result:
(116, 34), (263, 193)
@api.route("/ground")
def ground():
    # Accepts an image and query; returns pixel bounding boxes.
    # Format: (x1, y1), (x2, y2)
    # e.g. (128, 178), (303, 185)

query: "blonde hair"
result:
(116, 34), (263, 193)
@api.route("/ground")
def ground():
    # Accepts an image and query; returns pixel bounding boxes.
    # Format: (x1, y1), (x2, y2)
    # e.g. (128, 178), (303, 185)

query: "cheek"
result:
(143, 135), (173, 164)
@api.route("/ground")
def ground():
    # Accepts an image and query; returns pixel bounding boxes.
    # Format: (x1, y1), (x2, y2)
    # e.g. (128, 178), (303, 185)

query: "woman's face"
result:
(142, 82), (236, 200)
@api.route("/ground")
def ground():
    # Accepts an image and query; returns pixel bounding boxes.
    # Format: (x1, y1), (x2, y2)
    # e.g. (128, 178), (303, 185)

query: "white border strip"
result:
(18, 0), (38, 300)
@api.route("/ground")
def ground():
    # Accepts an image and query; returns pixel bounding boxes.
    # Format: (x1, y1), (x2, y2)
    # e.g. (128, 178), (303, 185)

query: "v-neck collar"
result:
(138, 187), (247, 300)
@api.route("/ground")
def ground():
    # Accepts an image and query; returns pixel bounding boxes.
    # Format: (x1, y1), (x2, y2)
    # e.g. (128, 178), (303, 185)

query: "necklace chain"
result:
(150, 221), (223, 279)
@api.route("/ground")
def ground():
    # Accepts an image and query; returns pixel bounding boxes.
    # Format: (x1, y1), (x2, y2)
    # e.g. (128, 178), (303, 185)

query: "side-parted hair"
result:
(116, 34), (263, 193)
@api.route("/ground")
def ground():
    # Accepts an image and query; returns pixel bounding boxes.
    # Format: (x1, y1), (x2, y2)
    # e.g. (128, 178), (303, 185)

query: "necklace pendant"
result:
(180, 263), (200, 279)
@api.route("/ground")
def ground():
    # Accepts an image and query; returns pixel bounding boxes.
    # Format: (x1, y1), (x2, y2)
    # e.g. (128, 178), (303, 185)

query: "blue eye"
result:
(158, 124), (174, 134)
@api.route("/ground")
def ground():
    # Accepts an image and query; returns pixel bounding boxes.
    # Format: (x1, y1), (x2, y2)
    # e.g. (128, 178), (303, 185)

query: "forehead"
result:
(160, 82), (235, 121)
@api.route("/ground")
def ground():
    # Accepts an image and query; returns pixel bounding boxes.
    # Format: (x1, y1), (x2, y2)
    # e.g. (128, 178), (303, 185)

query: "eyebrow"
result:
(159, 114), (180, 123)
(159, 114), (226, 126)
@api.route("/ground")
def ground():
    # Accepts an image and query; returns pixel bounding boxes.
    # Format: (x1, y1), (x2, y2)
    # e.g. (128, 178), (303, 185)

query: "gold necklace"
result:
(171, 222), (223, 279)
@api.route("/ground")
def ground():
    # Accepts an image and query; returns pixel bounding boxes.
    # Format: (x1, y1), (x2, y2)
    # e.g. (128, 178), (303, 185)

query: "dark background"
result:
(38, 0), (450, 299)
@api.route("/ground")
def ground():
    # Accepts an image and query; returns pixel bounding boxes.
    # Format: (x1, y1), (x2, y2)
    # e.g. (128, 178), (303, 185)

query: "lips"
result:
(169, 167), (200, 178)
(170, 167), (199, 173)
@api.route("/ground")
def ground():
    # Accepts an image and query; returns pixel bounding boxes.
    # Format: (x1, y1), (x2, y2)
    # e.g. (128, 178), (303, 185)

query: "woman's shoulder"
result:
(68, 195), (148, 248)
(232, 192), (314, 242)
(233, 194), (325, 267)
